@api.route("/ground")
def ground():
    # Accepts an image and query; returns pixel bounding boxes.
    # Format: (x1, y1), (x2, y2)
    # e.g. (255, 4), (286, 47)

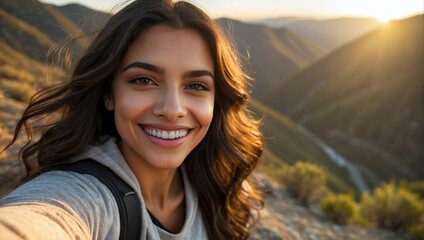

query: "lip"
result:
(138, 124), (191, 148)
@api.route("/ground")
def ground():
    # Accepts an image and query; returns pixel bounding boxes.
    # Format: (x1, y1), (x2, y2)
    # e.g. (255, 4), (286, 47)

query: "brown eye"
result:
(186, 82), (209, 91)
(129, 77), (155, 85)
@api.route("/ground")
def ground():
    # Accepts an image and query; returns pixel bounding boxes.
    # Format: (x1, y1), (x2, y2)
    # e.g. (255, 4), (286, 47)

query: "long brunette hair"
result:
(7, 0), (263, 239)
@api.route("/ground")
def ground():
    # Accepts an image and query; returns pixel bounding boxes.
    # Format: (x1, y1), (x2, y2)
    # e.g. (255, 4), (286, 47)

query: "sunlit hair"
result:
(7, 0), (263, 238)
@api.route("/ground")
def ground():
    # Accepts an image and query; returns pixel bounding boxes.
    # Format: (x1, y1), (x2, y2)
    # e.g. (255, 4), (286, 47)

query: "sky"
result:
(40, 0), (424, 22)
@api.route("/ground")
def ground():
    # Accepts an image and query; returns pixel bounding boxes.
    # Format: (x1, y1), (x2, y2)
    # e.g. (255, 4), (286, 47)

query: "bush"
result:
(360, 182), (424, 232)
(408, 222), (424, 240)
(321, 193), (359, 225)
(279, 161), (327, 206)
(399, 179), (424, 198)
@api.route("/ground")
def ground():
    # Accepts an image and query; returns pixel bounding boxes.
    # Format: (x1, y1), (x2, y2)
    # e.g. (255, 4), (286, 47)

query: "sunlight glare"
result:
(362, 0), (421, 24)
(376, 15), (392, 24)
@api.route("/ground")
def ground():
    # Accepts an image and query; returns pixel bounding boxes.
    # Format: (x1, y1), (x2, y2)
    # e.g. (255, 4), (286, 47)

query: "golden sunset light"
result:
(38, 0), (424, 21)
(347, 0), (423, 24)
(1, 0), (424, 239)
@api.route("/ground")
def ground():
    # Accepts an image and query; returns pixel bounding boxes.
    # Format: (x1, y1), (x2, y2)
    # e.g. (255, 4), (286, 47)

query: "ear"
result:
(104, 95), (114, 111)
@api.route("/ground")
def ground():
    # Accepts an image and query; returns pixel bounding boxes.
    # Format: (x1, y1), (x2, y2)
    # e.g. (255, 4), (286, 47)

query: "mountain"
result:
(284, 17), (379, 51)
(255, 17), (379, 52)
(0, 0), (101, 63)
(0, 0), (85, 42)
(0, 8), (54, 62)
(250, 16), (303, 28)
(264, 15), (424, 187)
(217, 18), (325, 99)
(56, 4), (110, 33)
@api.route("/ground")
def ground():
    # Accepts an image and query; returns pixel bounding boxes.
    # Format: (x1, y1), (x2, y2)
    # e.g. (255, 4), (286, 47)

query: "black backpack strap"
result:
(54, 159), (141, 240)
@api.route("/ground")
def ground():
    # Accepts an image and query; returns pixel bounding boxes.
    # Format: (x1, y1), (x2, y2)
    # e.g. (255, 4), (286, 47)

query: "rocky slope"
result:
(251, 174), (405, 240)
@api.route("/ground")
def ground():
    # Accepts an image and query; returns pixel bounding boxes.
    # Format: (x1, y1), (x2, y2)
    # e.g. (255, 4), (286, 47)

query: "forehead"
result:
(118, 25), (214, 71)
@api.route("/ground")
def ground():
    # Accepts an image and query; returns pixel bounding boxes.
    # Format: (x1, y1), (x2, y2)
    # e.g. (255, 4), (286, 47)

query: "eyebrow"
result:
(122, 61), (164, 74)
(183, 70), (214, 80)
(122, 61), (214, 79)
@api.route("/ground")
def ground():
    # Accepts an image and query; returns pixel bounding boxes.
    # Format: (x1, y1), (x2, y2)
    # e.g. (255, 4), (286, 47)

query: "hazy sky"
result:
(40, 0), (423, 22)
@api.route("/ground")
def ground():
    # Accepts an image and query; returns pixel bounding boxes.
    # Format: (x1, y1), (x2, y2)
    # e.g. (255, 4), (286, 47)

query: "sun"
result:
(372, 9), (399, 24)
(358, 0), (422, 25)
(376, 15), (392, 24)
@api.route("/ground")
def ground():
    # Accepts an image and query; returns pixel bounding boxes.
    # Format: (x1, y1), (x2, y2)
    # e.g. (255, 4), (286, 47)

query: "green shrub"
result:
(360, 182), (424, 232)
(399, 179), (424, 198)
(408, 222), (424, 240)
(279, 161), (327, 206)
(321, 193), (359, 225)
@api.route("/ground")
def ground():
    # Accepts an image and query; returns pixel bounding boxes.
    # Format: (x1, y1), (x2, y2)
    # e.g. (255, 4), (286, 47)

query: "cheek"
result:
(194, 97), (215, 128)
(114, 91), (151, 120)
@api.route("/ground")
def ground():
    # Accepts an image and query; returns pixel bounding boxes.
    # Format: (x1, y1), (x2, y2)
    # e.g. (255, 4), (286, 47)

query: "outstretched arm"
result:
(0, 171), (120, 240)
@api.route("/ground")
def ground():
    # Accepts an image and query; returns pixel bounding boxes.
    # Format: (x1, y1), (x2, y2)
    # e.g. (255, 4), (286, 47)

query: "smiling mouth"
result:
(142, 126), (189, 140)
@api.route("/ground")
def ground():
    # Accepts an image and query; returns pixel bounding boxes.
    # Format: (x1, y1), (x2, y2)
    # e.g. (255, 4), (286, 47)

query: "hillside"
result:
(0, 0), (85, 42)
(249, 99), (359, 192)
(264, 15), (424, 188)
(217, 18), (325, 99)
(250, 176), (403, 240)
(0, 36), (64, 189)
(0, 8), (54, 62)
(56, 4), (110, 33)
(0, 0), (87, 63)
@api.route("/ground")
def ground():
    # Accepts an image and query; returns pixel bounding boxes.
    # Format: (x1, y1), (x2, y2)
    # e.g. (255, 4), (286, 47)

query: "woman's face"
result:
(106, 25), (215, 169)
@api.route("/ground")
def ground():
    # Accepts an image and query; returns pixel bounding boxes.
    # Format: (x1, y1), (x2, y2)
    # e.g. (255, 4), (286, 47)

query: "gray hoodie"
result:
(0, 137), (208, 240)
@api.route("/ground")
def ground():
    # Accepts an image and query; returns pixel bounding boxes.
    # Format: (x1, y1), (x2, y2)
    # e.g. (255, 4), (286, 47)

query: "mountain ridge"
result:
(264, 14), (424, 186)
(252, 17), (379, 51)
(217, 18), (326, 99)
(56, 3), (110, 33)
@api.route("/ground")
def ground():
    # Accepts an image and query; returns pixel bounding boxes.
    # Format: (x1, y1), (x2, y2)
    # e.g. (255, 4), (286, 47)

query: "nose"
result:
(153, 87), (187, 121)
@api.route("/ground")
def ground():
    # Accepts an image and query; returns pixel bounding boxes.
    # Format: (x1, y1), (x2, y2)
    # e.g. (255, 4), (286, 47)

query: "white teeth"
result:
(169, 131), (175, 139)
(144, 127), (188, 140)
(162, 131), (169, 139)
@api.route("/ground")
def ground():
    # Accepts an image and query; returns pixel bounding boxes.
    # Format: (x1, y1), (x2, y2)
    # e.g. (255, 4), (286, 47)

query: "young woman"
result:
(0, 0), (263, 239)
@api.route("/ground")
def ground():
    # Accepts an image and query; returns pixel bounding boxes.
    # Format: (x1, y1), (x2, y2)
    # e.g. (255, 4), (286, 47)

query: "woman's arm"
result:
(0, 171), (120, 240)
(0, 201), (90, 239)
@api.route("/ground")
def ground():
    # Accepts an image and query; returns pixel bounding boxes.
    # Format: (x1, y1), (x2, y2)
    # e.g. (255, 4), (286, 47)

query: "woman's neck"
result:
(139, 166), (184, 210)
(121, 144), (186, 232)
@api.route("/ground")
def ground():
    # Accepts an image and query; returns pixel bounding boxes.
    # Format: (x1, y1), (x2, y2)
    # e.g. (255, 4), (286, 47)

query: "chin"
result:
(147, 157), (186, 170)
